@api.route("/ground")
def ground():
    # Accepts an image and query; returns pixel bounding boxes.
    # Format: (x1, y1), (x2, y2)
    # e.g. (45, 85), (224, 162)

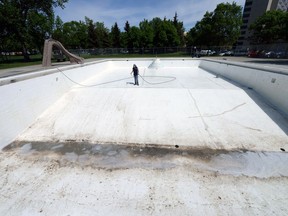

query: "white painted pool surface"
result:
(1, 59), (288, 215)
(16, 62), (288, 151)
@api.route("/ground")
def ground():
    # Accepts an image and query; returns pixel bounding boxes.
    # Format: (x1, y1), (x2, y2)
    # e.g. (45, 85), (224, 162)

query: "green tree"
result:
(150, 17), (180, 47)
(173, 12), (185, 46)
(123, 21), (133, 49)
(163, 19), (180, 47)
(110, 22), (121, 48)
(53, 16), (64, 41)
(95, 22), (110, 48)
(0, 2), (22, 55)
(0, 0), (68, 61)
(213, 2), (242, 45)
(186, 12), (214, 46)
(85, 18), (110, 48)
(249, 10), (288, 44)
(139, 19), (154, 48)
(187, 2), (242, 46)
(150, 17), (164, 47)
(124, 21), (131, 33)
(61, 21), (88, 49)
(129, 26), (141, 48)
(85, 17), (97, 48)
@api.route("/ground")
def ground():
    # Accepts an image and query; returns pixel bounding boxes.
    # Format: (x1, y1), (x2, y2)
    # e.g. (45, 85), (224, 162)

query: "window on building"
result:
(244, 7), (252, 12)
(245, 1), (253, 6)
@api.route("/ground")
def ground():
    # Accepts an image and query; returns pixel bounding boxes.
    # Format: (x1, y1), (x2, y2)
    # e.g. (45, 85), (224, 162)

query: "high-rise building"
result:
(237, 0), (288, 46)
(275, 0), (288, 11)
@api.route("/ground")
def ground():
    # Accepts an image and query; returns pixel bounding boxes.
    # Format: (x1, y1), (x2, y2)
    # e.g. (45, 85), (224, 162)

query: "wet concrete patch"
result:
(204, 151), (288, 178)
(3, 141), (288, 178)
(3, 141), (231, 159)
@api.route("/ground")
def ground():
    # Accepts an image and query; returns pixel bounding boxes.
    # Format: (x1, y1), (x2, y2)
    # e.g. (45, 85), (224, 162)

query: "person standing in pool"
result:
(131, 64), (139, 85)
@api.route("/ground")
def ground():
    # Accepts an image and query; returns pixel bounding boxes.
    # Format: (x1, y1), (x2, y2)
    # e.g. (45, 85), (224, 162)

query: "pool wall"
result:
(0, 61), (115, 149)
(199, 59), (288, 117)
(109, 58), (200, 68)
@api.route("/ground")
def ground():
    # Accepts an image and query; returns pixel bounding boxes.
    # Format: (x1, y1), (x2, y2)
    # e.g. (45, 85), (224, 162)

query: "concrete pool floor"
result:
(14, 65), (288, 151)
(1, 60), (288, 215)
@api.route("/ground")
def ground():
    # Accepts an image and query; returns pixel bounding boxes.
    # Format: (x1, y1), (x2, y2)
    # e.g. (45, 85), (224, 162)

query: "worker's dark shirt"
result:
(133, 67), (139, 76)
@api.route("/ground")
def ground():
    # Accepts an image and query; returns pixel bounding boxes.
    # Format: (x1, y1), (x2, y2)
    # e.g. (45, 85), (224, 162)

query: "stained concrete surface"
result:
(1, 144), (288, 215)
(1, 61), (288, 215)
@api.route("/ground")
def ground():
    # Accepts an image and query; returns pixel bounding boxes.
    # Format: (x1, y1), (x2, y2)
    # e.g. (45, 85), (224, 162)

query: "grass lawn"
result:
(0, 55), (43, 70)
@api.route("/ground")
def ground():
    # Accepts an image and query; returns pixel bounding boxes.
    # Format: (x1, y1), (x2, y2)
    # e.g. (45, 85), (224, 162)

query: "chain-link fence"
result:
(69, 47), (193, 56)
(68, 44), (288, 59)
(1, 43), (288, 62)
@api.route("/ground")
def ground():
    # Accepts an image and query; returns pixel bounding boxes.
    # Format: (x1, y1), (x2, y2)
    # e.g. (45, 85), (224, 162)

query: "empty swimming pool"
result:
(0, 58), (288, 215)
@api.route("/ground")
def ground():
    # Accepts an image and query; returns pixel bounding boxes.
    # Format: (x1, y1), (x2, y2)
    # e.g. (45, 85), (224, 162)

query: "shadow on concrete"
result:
(244, 88), (288, 136)
(243, 59), (288, 66)
(211, 72), (288, 136)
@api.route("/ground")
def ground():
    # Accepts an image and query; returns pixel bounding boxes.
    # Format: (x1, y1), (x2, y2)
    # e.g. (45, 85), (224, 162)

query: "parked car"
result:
(248, 50), (266, 58)
(247, 50), (258, 58)
(209, 50), (217, 55)
(264, 51), (286, 58)
(233, 50), (248, 56)
(275, 51), (286, 59)
(200, 50), (209, 56)
(53, 50), (66, 62)
(120, 49), (129, 54)
(219, 50), (234, 56)
(199, 50), (216, 56)
(265, 51), (276, 58)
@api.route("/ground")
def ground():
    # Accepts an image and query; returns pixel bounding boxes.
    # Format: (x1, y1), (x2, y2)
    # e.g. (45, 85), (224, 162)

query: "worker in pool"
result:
(131, 64), (139, 85)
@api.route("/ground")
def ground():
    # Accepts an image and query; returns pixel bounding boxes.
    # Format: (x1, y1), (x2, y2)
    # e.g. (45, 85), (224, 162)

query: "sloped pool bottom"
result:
(5, 141), (288, 178)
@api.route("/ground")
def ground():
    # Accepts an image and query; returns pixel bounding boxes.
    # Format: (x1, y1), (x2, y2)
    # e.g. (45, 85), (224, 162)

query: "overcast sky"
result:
(55, 0), (246, 31)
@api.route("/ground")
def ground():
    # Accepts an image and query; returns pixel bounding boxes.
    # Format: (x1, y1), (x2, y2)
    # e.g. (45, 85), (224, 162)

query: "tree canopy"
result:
(0, 1), (256, 60)
(0, 0), (68, 60)
(110, 22), (121, 48)
(249, 10), (288, 44)
(50, 16), (183, 50)
(186, 2), (242, 47)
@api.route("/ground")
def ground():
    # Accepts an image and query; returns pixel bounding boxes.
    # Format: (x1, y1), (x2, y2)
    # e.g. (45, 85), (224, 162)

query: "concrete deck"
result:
(1, 60), (288, 215)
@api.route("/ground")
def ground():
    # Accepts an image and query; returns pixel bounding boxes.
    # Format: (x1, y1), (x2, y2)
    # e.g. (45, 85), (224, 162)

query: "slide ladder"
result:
(42, 39), (84, 67)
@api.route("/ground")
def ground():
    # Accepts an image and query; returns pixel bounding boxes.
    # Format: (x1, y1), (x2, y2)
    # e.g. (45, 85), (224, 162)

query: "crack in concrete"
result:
(187, 89), (208, 131)
(188, 103), (246, 119)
